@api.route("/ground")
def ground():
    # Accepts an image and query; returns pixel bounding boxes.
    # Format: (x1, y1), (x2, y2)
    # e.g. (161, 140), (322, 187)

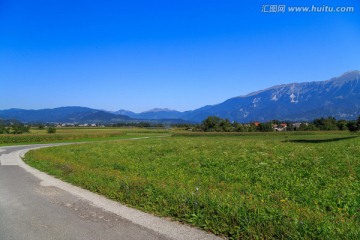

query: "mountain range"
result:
(113, 108), (184, 120)
(0, 107), (131, 124)
(114, 71), (360, 122)
(1, 71), (360, 123)
(180, 70), (360, 122)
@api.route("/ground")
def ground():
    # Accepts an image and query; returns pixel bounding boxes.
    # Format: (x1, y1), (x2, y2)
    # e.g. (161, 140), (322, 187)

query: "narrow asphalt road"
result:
(0, 144), (221, 240)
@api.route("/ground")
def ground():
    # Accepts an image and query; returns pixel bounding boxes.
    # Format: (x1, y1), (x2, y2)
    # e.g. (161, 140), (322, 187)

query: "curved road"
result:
(0, 144), (221, 240)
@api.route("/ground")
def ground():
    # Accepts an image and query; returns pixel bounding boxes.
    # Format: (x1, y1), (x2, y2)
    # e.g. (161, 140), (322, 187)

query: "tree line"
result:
(0, 121), (57, 134)
(0, 121), (30, 134)
(1, 116), (360, 134)
(193, 116), (360, 133)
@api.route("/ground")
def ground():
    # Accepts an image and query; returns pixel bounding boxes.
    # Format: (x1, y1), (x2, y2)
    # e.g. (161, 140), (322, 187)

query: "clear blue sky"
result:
(1, 0), (359, 112)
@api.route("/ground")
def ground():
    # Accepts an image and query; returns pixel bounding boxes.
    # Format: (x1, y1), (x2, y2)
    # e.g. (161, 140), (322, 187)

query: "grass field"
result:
(0, 127), (170, 145)
(24, 131), (360, 239)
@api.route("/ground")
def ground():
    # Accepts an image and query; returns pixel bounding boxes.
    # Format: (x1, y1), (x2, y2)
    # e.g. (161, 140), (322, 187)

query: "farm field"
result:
(24, 131), (360, 239)
(0, 127), (170, 145)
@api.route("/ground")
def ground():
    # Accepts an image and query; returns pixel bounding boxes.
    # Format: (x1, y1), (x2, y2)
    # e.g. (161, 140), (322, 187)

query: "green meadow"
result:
(24, 131), (360, 239)
(0, 127), (169, 145)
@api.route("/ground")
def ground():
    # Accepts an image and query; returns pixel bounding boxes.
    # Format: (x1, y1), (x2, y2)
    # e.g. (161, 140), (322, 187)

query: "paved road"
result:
(0, 144), (221, 240)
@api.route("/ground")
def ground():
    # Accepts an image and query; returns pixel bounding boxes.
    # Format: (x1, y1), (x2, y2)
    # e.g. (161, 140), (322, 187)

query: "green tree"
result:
(307, 123), (319, 131)
(257, 122), (273, 132)
(47, 127), (57, 134)
(247, 123), (258, 132)
(347, 116), (360, 133)
(336, 120), (348, 131)
(347, 122), (358, 132)
(233, 121), (246, 132)
(201, 116), (222, 132)
(3, 126), (10, 134)
(298, 123), (308, 131)
(11, 123), (30, 134)
(220, 118), (233, 132)
(313, 117), (338, 130)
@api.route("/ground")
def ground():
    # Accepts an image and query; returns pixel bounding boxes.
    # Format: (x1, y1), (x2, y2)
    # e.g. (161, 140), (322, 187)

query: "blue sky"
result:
(1, 0), (359, 112)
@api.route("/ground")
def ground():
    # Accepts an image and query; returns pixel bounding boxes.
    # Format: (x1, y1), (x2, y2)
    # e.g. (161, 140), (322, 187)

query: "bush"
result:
(11, 123), (30, 134)
(47, 127), (57, 134)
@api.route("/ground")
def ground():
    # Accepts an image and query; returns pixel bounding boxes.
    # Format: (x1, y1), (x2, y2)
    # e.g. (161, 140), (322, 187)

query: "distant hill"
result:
(114, 108), (183, 120)
(113, 110), (137, 118)
(115, 71), (360, 123)
(2, 71), (360, 124)
(0, 107), (191, 124)
(0, 107), (131, 124)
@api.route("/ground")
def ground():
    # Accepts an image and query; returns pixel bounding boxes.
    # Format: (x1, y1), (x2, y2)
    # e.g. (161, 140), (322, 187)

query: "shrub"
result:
(47, 127), (57, 134)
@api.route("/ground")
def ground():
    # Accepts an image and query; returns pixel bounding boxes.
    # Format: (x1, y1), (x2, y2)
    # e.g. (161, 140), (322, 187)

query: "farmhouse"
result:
(273, 123), (287, 131)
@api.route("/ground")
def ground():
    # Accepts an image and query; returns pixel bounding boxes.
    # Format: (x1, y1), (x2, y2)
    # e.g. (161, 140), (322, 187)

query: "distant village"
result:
(191, 116), (359, 132)
(253, 122), (307, 132)
(56, 123), (105, 127)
